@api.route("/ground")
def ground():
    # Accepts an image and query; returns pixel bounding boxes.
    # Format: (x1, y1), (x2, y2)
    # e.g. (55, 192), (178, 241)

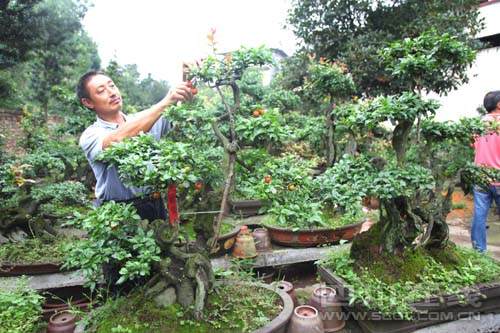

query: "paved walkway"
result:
(447, 195), (500, 261)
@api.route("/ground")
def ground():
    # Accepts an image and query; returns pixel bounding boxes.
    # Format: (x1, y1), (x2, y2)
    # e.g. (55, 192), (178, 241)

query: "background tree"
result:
(287, 0), (483, 95)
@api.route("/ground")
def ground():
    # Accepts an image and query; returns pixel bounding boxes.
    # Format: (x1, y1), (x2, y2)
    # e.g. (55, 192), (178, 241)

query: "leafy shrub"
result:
(31, 181), (88, 205)
(0, 283), (44, 333)
(64, 202), (161, 288)
(236, 108), (291, 148)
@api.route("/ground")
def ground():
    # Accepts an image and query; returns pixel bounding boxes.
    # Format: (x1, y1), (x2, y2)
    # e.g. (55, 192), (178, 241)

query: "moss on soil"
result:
(353, 242), (497, 285)
(86, 283), (281, 333)
(0, 236), (82, 265)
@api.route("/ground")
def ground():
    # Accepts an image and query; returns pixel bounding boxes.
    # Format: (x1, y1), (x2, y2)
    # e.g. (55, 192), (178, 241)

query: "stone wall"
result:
(0, 109), (23, 153)
(0, 109), (63, 154)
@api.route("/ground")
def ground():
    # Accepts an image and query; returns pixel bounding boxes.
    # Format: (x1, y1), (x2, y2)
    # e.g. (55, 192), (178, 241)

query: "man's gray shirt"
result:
(79, 113), (170, 203)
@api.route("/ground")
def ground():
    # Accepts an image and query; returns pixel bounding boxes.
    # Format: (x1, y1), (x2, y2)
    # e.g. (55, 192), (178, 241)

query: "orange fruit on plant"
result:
(252, 110), (261, 117)
(287, 184), (296, 191)
(258, 109), (266, 116)
(194, 181), (203, 191)
(264, 175), (272, 184)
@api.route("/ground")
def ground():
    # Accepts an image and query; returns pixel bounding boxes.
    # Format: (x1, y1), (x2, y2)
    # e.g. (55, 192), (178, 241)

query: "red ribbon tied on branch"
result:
(167, 184), (179, 226)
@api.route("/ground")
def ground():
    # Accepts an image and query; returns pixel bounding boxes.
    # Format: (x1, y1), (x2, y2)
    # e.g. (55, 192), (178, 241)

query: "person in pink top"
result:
(471, 91), (500, 252)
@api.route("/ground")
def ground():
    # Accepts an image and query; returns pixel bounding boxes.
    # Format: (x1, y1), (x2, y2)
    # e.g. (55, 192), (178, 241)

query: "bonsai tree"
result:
(0, 156), (88, 242)
(321, 29), (486, 258)
(304, 58), (356, 166)
(186, 37), (274, 245)
(66, 41), (276, 319)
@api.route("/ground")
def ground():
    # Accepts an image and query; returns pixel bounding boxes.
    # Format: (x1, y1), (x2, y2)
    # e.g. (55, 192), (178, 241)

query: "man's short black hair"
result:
(483, 91), (500, 112)
(76, 70), (106, 106)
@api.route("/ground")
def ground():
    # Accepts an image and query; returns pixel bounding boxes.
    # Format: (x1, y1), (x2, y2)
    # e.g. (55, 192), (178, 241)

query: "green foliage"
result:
(166, 98), (219, 146)
(316, 155), (435, 215)
(319, 245), (500, 320)
(285, 112), (325, 154)
(64, 202), (161, 287)
(421, 117), (488, 144)
(460, 163), (500, 194)
(189, 46), (274, 85)
(84, 283), (279, 333)
(98, 134), (221, 191)
(236, 108), (290, 148)
(105, 60), (169, 113)
(0, 236), (81, 264)
(19, 106), (48, 151)
(305, 60), (356, 100)
(262, 89), (301, 111)
(31, 181), (88, 206)
(341, 93), (440, 130)
(287, 0), (482, 95)
(255, 155), (325, 228)
(0, 282), (44, 333)
(380, 29), (476, 94)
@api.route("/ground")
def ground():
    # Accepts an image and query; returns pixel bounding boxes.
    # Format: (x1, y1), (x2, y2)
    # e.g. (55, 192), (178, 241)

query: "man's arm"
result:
(102, 82), (193, 149)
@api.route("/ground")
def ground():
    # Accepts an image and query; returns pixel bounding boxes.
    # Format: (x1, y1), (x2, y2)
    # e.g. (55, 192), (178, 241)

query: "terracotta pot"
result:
(308, 286), (345, 332)
(209, 224), (241, 257)
(275, 280), (298, 308)
(287, 305), (324, 333)
(265, 222), (364, 247)
(47, 310), (76, 333)
(253, 228), (272, 252)
(232, 225), (257, 259)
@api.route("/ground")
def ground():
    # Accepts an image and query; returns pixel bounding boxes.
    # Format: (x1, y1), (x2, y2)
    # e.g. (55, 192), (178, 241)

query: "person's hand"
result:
(160, 82), (193, 108)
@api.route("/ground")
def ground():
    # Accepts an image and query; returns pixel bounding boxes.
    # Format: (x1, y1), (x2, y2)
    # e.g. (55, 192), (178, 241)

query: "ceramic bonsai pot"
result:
(229, 199), (265, 217)
(47, 310), (77, 333)
(0, 262), (64, 276)
(308, 286), (345, 332)
(287, 305), (325, 333)
(264, 221), (364, 247)
(317, 265), (500, 333)
(75, 280), (294, 333)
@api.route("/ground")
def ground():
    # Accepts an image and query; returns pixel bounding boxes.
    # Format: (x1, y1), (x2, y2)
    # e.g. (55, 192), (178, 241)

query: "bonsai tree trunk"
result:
(351, 116), (452, 262)
(392, 119), (413, 166)
(145, 219), (214, 320)
(210, 83), (240, 251)
(324, 101), (337, 166)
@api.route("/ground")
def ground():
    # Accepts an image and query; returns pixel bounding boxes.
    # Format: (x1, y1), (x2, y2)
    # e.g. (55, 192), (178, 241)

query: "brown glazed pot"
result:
(47, 310), (76, 333)
(308, 286), (345, 332)
(253, 228), (272, 252)
(287, 305), (325, 333)
(229, 199), (265, 217)
(0, 262), (63, 276)
(209, 224), (241, 257)
(265, 222), (364, 247)
(274, 280), (298, 308)
(232, 225), (258, 259)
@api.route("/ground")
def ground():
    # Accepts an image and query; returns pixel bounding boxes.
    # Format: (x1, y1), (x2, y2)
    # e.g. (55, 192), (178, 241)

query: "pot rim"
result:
(263, 220), (364, 233)
(293, 305), (319, 318)
(75, 280), (294, 333)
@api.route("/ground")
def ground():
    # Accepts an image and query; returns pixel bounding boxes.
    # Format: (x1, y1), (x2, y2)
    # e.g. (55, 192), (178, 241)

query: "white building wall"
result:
(431, 2), (500, 120)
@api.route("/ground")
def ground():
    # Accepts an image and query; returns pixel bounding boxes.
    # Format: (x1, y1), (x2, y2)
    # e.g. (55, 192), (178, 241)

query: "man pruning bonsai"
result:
(471, 91), (500, 252)
(77, 70), (195, 221)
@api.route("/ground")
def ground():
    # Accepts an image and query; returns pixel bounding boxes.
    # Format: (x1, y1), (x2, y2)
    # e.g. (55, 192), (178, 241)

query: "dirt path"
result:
(446, 191), (500, 261)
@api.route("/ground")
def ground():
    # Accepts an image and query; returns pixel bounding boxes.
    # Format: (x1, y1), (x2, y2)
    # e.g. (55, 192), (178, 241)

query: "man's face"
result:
(81, 74), (122, 115)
